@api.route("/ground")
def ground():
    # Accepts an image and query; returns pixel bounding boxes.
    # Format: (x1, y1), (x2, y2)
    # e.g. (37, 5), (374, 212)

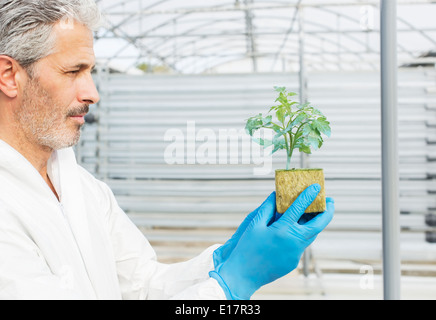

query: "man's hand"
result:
(212, 195), (272, 268)
(210, 184), (335, 300)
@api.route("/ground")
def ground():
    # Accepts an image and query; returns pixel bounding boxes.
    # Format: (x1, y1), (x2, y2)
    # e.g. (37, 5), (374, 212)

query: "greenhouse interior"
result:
(76, 0), (436, 299)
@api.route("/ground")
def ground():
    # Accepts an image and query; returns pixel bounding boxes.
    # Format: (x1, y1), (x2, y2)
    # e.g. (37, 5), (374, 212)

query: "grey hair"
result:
(0, 0), (102, 72)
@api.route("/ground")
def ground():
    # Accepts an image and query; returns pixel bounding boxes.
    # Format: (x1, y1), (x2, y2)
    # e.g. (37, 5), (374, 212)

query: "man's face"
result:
(15, 21), (100, 151)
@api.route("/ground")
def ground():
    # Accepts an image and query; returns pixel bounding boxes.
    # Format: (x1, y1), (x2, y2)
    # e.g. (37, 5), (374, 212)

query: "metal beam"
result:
(105, 0), (435, 15)
(244, 0), (258, 72)
(97, 27), (436, 40)
(299, 6), (311, 277)
(380, 0), (401, 301)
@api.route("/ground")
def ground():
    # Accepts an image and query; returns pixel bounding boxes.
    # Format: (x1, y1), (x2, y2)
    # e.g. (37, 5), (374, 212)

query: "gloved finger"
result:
(278, 184), (321, 226)
(213, 192), (276, 267)
(249, 191), (277, 228)
(267, 210), (282, 227)
(298, 212), (318, 225)
(232, 192), (276, 239)
(229, 192), (276, 240)
(300, 197), (335, 238)
(298, 198), (335, 226)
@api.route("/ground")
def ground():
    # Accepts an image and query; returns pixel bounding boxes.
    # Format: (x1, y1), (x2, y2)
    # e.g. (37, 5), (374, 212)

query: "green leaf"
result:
(312, 117), (331, 137)
(301, 122), (312, 135)
(252, 137), (274, 148)
(318, 135), (324, 149)
(307, 129), (322, 150)
(282, 122), (294, 134)
(294, 137), (311, 155)
(274, 86), (286, 93)
(276, 108), (286, 123)
(297, 102), (310, 110)
(291, 112), (308, 128)
(245, 115), (263, 136)
(275, 92), (288, 106)
(298, 144), (312, 155)
(271, 136), (286, 155)
(273, 132), (285, 144)
(270, 123), (282, 134)
(269, 105), (279, 113)
(263, 115), (273, 127)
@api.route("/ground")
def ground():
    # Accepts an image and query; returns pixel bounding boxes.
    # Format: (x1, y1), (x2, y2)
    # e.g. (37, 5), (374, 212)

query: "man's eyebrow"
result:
(71, 63), (96, 71)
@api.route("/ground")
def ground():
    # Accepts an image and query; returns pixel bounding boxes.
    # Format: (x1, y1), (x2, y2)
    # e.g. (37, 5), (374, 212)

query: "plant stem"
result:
(287, 132), (294, 170)
(295, 121), (308, 138)
(287, 132), (293, 170)
(286, 153), (291, 170)
(283, 132), (290, 170)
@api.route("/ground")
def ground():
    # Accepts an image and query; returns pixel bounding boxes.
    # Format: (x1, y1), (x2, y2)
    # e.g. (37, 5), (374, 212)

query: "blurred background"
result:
(77, 0), (436, 299)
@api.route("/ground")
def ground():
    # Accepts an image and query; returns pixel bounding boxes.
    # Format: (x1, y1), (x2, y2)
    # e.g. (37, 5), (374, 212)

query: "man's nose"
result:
(78, 73), (100, 105)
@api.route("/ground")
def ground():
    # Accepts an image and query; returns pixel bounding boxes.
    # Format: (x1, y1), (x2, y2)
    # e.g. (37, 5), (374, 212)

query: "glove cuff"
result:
(209, 271), (246, 300)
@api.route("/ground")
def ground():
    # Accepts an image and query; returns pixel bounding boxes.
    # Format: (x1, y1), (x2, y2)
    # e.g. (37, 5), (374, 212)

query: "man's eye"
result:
(68, 70), (80, 74)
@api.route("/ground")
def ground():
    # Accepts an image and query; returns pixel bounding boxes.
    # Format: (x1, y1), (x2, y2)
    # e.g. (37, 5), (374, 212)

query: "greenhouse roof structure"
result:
(94, 0), (436, 74)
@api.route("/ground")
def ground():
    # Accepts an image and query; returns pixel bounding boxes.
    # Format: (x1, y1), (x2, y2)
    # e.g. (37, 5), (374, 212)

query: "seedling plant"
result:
(246, 87), (331, 170)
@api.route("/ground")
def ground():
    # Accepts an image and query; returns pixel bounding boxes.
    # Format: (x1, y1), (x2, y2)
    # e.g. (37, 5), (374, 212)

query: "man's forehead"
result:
(49, 20), (96, 64)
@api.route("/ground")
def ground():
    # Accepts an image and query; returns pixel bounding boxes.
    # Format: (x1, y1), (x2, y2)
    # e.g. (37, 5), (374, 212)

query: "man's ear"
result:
(0, 55), (23, 99)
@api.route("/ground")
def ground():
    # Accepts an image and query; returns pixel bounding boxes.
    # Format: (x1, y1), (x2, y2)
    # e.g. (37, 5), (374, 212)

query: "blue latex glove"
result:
(209, 184), (334, 300)
(212, 195), (274, 268)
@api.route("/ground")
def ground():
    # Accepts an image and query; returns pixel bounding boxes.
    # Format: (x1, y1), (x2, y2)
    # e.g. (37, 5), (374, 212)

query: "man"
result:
(0, 0), (334, 300)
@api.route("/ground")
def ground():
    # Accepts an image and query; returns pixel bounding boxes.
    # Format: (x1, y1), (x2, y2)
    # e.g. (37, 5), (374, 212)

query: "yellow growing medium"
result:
(275, 169), (326, 214)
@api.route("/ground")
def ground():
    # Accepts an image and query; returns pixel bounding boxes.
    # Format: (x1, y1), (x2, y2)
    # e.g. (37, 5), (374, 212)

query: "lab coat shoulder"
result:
(75, 166), (226, 300)
(75, 165), (157, 260)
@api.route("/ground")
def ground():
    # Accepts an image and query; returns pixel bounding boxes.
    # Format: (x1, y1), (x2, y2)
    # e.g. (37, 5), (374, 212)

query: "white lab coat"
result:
(0, 140), (226, 300)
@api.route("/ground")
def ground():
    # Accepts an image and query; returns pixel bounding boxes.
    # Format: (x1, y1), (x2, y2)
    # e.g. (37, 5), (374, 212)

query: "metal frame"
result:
(95, 0), (436, 74)
(380, 0), (401, 301)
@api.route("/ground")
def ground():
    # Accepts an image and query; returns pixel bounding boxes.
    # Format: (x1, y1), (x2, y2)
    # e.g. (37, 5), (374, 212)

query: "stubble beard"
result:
(14, 77), (89, 151)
